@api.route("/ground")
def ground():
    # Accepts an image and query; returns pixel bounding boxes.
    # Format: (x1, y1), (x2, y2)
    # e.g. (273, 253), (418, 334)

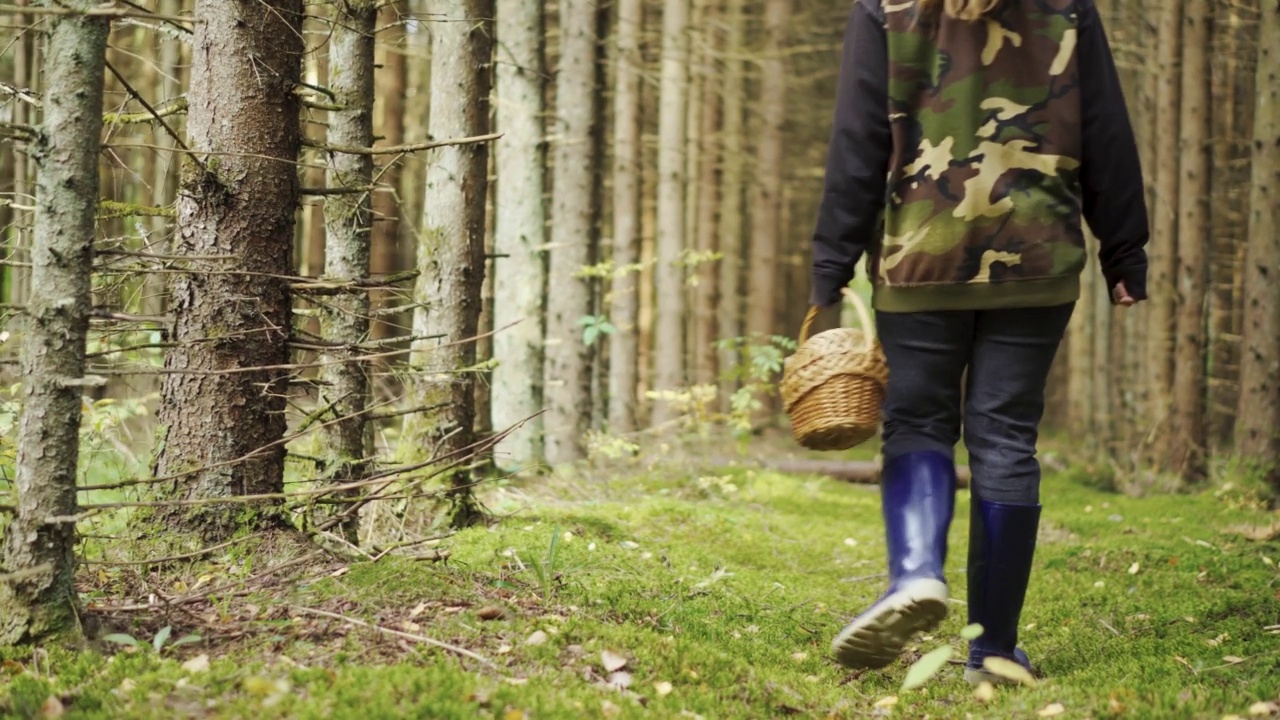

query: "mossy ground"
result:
(2, 456), (1279, 719)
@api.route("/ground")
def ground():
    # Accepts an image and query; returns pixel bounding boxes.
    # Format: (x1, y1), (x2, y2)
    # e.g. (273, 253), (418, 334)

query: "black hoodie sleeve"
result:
(1077, 0), (1150, 302)
(809, 0), (891, 308)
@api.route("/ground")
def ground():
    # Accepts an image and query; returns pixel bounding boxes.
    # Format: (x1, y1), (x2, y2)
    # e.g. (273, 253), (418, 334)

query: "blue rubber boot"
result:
(831, 451), (956, 669)
(964, 498), (1041, 685)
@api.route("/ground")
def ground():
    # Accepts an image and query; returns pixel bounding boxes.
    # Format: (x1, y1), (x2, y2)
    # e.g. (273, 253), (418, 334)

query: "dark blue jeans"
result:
(876, 303), (1075, 505)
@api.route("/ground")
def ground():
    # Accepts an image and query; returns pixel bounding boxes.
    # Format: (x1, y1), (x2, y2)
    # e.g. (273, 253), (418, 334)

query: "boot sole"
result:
(830, 579), (949, 669)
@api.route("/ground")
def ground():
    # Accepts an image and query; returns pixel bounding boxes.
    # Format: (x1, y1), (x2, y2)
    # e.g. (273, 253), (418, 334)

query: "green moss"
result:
(4, 465), (1279, 718)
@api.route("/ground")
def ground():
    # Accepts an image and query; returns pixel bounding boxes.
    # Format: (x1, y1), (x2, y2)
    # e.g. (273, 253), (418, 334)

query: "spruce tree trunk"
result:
(1144, 0), (1181, 465)
(318, 0), (376, 543)
(0, 0), (107, 646)
(608, 0), (643, 434)
(1236, 0), (1280, 482)
(747, 0), (790, 352)
(716, 0), (747, 407)
(651, 0), (690, 427)
(692, 3), (721, 390)
(1168, 0), (1211, 481)
(370, 0), (408, 342)
(544, 0), (600, 463)
(151, 0), (303, 542)
(1206, 3), (1240, 452)
(493, 0), (548, 467)
(404, 0), (493, 524)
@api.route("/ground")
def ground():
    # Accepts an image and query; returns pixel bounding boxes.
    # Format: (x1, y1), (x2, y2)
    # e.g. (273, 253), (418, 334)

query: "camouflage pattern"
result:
(870, 0), (1087, 310)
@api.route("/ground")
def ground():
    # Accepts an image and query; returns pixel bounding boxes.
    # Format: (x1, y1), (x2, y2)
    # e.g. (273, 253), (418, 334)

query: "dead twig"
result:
(290, 606), (498, 669)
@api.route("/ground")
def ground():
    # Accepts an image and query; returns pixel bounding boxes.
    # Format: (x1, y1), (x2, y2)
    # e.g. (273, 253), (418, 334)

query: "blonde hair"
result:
(917, 0), (1002, 21)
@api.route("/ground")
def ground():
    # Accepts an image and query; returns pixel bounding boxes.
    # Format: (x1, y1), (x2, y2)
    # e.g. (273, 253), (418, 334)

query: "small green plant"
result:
(577, 315), (617, 347)
(103, 625), (201, 655)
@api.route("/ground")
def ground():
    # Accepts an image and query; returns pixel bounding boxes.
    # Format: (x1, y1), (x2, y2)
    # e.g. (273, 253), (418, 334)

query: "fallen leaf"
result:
(38, 696), (64, 719)
(1223, 715), (1244, 720)
(1249, 701), (1279, 716)
(1129, 562), (1141, 575)
(181, 654), (210, 673)
(409, 602), (429, 619)
(844, 538), (858, 547)
(502, 709), (527, 720)
(1109, 695), (1126, 714)
(1037, 702), (1066, 717)
(654, 681), (674, 697)
(619, 541), (640, 550)
(983, 656), (1037, 686)
(117, 678), (136, 692)
(973, 681), (995, 703)
(901, 646), (953, 691)
(602, 700), (622, 717)
(874, 696), (898, 708)
(607, 671), (633, 689)
(1223, 656), (1245, 664)
(565, 644), (585, 657)
(477, 606), (506, 621)
(791, 652), (808, 662)
(1095, 581), (1106, 588)
(329, 567), (349, 578)
(601, 650), (628, 672)
(525, 630), (549, 646)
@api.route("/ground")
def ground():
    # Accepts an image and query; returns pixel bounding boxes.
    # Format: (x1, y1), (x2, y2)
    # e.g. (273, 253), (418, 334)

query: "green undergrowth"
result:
(3, 463), (1279, 719)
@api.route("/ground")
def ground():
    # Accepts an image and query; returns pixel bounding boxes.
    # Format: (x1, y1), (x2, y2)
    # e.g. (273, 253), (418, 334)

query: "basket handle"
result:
(799, 289), (876, 351)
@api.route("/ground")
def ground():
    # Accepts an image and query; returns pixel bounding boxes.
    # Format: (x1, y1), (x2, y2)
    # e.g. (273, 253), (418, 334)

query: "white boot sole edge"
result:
(830, 578), (950, 670)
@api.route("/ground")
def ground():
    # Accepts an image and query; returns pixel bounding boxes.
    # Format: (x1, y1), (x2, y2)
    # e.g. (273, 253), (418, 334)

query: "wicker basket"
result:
(780, 289), (889, 451)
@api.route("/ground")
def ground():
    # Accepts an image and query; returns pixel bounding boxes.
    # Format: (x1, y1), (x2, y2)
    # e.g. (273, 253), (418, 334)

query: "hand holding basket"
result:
(780, 289), (889, 451)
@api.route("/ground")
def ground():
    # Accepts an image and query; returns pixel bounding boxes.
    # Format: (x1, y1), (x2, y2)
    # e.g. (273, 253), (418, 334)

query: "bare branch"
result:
(304, 131), (503, 156)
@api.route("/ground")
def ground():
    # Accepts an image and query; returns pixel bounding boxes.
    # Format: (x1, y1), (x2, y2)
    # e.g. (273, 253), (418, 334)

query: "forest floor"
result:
(2, 441), (1280, 719)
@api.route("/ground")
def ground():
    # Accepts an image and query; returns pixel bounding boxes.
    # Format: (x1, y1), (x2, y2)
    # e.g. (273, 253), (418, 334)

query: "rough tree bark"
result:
(370, 0), (407, 342)
(404, 0), (493, 525)
(1168, 0), (1211, 481)
(608, 0), (643, 434)
(1143, 0), (1181, 465)
(691, 0), (721, 390)
(0, 0), (107, 646)
(544, 0), (600, 463)
(747, 0), (790, 350)
(318, 0), (376, 543)
(651, 0), (690, 427)
(493, 0), (548, 467)
(150, 0), (303, 542)
(1236, 0), (1280, 482)
(716, 0), (747, 407)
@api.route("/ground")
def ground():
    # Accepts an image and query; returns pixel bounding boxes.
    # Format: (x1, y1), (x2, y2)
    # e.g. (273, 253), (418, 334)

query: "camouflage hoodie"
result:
(810, 0), (1149, 312)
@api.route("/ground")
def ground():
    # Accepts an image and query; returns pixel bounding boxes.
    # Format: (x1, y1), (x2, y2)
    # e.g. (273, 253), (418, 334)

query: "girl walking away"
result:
(809, 0), (1148, 683)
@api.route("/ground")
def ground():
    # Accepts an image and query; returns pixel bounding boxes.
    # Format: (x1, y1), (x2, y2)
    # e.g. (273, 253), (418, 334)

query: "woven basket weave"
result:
(780, 289), (889, 451)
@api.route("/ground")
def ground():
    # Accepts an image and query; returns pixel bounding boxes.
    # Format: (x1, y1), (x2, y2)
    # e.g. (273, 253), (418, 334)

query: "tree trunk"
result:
(1067, 251), (1095, 438)
(403, 0), (493, 525)
(1236, 0), (1280, 482)
(716, 0), (747, 407)
(1143, 0), (1181, 465)
(492, 0), (547, 468)
(0, 1), (106, 646)
(318, 0), (376, 544)
(151, 0), (303, 542)
(608, 0), (643, 434)
(544, 0), (600, 463)
(691, 1), (721, 390)
(747, 0), (790, 353)
(1207, 2), (1240, 452)
(651, 0), (690, 427)
(1168, 0), (1211, 481)
(370, 0), (408, 342)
